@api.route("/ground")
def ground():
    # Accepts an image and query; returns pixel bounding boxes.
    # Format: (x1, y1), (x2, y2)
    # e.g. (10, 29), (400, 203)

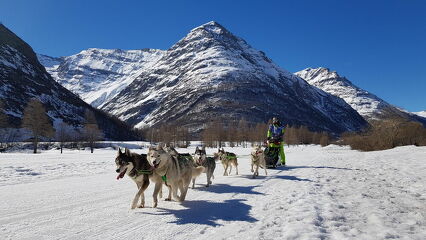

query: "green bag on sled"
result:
(264, 146), (279, 168)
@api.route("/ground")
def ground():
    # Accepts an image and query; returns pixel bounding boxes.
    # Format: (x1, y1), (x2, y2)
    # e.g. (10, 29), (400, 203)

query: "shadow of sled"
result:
(193, 183), (265, 195)
(282, 165), (356, 171)
(274, 175), (312, 182)
(144, 199), (258, 226)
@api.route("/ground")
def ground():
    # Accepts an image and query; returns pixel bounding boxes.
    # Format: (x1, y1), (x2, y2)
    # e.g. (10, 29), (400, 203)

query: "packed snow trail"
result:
(0, 145), (425, 240)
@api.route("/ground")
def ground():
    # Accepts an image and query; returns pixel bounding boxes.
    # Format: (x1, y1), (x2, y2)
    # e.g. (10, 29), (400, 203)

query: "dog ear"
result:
(118, 148), (123, 155)
(202, 146), (205, 151)
(156, 144), (162, 150)
(195, 146), (199, 151)
(125, 148), (130, 156)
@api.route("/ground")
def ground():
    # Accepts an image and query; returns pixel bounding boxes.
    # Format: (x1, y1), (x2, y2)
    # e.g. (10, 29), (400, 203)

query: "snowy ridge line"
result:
(295, 67), (426, 126)
(37, 48), (165, 107)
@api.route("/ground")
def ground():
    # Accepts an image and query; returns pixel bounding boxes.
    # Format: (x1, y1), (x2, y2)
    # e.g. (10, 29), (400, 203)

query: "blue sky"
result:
(1, 0), (425, 111)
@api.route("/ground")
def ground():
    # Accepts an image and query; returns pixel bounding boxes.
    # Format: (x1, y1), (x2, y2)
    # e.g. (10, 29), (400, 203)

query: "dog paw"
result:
(137, 204), (145, 208)
(251, 169), (254, 172)
(164, 198), (171, 201)
(153, 202), (157, 208)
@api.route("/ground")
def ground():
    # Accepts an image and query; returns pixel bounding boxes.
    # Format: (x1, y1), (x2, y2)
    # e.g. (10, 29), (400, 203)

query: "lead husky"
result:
(251, 145), (268, 178)
(147, 145), (204, 202)
(115, 148), (167, 209)
(192, 146), (216, 188)
(215, 148), (238, 176)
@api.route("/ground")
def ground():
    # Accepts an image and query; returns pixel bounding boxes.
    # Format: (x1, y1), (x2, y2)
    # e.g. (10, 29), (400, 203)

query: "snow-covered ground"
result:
(0, 144), (425, 240)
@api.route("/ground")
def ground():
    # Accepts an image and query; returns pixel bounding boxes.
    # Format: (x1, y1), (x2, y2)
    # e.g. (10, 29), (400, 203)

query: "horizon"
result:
(1, 0), (425, 112)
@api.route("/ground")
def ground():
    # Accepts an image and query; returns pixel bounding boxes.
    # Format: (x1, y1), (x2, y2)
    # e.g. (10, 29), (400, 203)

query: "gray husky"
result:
(115, 148), (167, 209)
(192, 146), (216, 188)
(147, 145), (204, 202)
(251, 145), (268, 178)
(215, 148), (238, 176)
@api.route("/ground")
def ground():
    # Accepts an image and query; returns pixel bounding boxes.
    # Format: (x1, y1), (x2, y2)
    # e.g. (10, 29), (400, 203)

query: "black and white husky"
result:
(115, 148), (166, 209)
(192, 146), (216, 188)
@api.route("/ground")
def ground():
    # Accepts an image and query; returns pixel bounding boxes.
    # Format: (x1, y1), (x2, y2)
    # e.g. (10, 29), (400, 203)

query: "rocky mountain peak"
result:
(296, 67), (342, 84)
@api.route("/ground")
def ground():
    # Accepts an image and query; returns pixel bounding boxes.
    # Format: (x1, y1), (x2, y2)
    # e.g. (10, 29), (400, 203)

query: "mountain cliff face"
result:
(100, 21), (367, 134)
(38, 48), (164, 107)
(0, 24), (136, 140)
(295, 67), (426, 125)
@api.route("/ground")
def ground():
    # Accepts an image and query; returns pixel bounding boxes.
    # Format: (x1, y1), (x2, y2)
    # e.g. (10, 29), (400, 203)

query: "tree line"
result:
(0, 99), (102, 153)
(141, 116), (426, 152)
(341, 117), (426, 151)
(141, 118), (331, 148)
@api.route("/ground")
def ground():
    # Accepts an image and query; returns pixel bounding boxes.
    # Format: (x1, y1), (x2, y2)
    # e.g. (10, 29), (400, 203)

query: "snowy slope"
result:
(101, 21), (366, 133)
(414, 111), (426, 118)
(38, 48), (164, 107)
(36, 54), (62, 68)
(0, 144), (425, 239)
(295, 67), (426, 126)
(295, 67), (396, 120)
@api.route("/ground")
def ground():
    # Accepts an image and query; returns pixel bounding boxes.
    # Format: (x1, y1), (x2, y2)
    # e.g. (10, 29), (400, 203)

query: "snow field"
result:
(0, 144), (425, 239)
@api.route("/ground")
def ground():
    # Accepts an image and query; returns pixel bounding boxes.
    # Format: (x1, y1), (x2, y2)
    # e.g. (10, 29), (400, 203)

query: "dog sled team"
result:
(115, 117), (286, 209)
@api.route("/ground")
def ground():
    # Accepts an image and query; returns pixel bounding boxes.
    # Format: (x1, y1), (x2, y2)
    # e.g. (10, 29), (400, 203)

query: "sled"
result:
(264, 146), (279, 168)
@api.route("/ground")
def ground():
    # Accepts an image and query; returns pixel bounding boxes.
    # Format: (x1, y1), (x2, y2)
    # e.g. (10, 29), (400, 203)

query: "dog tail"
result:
(192, 166), (205, 178)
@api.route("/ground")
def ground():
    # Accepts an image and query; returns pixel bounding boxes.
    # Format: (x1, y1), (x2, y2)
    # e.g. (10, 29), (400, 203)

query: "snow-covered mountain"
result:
(0, 24), (136, 140)
(413, 111), (426, 118)
(38, 48), (164, 107)
(101, 21), (367, 133)
(295, 67), (426, 125)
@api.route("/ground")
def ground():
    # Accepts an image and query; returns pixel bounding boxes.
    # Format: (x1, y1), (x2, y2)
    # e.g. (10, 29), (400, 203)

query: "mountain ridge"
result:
(295, 67), (426, 125)
(99, 21), (367, 134)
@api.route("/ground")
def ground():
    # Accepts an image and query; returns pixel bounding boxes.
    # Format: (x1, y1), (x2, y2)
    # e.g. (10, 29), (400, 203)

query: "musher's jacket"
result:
(267, 124), (285, 147)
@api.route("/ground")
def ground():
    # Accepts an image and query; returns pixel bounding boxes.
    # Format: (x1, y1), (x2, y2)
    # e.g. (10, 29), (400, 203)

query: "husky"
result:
(251, 145), (268, 178)
(115, 148), (167, 209)
(192, 146), (216, 188)
(215, 148), (238, 176)
(147, 145), (204, 202)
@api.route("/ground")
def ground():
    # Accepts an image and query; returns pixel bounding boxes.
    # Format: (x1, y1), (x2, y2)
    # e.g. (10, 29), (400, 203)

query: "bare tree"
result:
(56, 121), (72, 154)
(319, 131), (330, 146)
(83, 110), (103, 153)
(22, 99), (54, 153)
(0, 100), (9, 149)
(237, 118), (249, 147)
(0, 100), (7, 129)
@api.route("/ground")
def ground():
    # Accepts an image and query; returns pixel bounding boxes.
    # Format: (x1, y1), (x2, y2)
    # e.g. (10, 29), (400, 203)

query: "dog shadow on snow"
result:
(144, 199), (257, 226)
(141, 183), (261, 226)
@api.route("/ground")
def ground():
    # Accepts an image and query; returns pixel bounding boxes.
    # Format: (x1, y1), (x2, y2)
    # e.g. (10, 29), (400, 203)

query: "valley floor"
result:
(0, 144), (425, 240)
